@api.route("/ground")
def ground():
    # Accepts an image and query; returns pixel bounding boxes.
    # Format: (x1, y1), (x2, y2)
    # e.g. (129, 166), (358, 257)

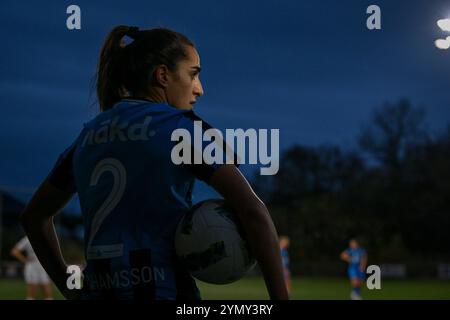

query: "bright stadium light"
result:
(435, 37), (450, 50)
(437, 18), (450, 31)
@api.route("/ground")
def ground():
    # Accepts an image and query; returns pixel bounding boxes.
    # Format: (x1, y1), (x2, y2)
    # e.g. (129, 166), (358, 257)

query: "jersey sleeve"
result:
(14, 237), (29, 251)
(174, 111), (240, 185)
(46, 140), (78, 193)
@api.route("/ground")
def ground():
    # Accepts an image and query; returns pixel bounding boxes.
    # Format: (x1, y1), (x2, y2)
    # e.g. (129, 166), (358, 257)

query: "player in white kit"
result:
(10, 236), (53, 300)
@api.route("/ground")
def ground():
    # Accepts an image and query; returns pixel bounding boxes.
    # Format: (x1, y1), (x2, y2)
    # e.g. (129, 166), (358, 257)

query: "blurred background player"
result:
(340, 238), (367, 300)
(279, 235), (291, 296)
(10, 236), (53, 300)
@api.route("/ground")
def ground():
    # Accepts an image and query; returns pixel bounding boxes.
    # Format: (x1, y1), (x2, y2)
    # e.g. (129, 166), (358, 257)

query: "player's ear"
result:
(154, 65), (170, 88)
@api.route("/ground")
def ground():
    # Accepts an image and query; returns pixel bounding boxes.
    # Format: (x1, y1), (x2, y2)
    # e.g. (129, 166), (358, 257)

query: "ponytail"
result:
(96, 25), (130, 112)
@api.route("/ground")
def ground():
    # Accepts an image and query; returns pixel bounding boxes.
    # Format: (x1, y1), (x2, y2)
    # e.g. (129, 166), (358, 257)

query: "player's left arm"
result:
(360, 251), (368, 272)
(10, 247), (27, 264)
(20, 179), (78, 299)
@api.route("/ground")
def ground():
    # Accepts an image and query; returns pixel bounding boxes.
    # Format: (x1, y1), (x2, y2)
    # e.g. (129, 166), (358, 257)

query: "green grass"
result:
(198, 277), (450, 300)
(0, 279), (64, 300)
(0, 277), (449, 300)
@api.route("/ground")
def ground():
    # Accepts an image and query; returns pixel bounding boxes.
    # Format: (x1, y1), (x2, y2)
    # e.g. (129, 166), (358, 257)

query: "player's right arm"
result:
(20, 180), (79, 300)
(340, 250), (350, 263)
(210, 164), (289, 300)
(21, 139), (81, 300)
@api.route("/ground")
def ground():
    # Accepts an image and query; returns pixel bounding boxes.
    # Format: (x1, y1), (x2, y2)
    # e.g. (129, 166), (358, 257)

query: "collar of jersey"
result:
(118, 98), (188, 113)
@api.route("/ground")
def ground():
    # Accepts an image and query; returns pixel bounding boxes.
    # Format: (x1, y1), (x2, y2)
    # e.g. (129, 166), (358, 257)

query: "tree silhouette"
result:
(358, 99), (428, 170)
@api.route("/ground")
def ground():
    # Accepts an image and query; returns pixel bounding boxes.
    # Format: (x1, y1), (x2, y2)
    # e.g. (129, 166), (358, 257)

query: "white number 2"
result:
(87, 158), (127, 249)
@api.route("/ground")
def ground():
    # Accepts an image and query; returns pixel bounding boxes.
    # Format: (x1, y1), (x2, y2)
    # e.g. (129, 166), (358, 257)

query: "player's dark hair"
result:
(96, 25), (194, 111)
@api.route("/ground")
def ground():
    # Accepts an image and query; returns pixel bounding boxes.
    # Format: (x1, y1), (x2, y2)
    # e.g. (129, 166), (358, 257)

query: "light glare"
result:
(435, 38), (450, 50)
(437, 19), (450, 31)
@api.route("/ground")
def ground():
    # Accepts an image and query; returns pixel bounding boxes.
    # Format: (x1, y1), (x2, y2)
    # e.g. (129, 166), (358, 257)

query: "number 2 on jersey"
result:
(87, 158), (127, 249)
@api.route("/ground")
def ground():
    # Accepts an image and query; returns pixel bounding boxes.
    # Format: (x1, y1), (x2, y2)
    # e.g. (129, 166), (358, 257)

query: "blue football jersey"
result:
(345, 247), (366, 270)
(47, 99), (237, 300)
(280, 248), (290, 269)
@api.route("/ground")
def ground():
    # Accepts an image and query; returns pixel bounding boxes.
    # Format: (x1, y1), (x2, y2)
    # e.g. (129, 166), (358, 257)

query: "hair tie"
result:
(127, 26), (140, 40)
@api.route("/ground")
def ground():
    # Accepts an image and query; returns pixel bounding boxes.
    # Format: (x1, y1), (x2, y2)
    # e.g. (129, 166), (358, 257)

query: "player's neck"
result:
(138, 88), (167, 104)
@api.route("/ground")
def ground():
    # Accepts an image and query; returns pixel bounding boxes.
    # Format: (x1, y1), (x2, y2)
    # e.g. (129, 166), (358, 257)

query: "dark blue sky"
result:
(1, 0), (450, 205)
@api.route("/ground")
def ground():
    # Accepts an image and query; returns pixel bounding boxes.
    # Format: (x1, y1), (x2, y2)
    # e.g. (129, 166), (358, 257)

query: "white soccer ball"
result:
(175, 199), (257, 284)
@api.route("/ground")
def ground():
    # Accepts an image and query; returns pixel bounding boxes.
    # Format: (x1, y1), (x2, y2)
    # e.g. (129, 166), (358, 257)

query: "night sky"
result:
(1, 0), (450, 207)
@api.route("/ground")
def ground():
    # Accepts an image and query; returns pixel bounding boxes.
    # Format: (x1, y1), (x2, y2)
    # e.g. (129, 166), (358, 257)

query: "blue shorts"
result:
(348, 268), (365, 280)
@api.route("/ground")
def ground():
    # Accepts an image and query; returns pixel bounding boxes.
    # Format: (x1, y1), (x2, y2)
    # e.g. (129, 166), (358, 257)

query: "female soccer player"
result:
(340, 238), (368, 300)
(279, 235), (292, 297)
(10, 236), (53, 300)
(20, 25), (288, 300)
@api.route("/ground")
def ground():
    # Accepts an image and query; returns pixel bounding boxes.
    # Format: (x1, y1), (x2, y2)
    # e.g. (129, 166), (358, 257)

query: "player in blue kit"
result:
(20, 25), (288, 300)
(279, 236), (291, 297)
(340, 238), (367, 300)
